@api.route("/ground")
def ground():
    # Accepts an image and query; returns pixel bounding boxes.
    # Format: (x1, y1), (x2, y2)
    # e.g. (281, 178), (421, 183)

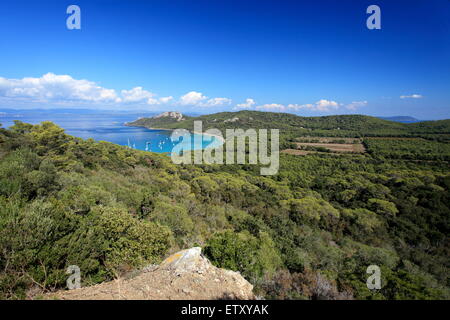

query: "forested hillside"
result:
(0, 117), (449, 300)
(127, 111), (450, 140)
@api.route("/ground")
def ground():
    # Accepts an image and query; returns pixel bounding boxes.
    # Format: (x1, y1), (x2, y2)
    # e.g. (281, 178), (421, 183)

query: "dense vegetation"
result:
(364, 138), (450, 161)
(128, 110), (450, 142)
(0, 112), (449, 300)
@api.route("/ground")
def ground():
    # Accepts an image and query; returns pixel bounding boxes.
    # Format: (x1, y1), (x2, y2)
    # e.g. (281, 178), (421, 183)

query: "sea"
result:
(0, 110), (222, 153)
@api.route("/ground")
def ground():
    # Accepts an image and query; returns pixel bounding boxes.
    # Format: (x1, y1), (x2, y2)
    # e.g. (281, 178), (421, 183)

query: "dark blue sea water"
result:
(0, 111), (221, 153)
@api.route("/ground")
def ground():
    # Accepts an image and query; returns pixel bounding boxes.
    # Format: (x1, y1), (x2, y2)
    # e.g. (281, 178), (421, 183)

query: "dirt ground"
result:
(45, 269), (252, 300)
(295, 137), (361, 143)
(44, 248), (255, 300)
(295, 142), (365, 153)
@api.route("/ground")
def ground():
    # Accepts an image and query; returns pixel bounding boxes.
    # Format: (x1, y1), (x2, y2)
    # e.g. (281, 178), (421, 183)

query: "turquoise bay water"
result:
(0, 112), (222, 153)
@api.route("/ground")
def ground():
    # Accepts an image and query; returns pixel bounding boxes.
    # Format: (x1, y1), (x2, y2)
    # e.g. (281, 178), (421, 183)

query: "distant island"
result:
(378, 116), (421, 123)
(126, 111), (189, 130)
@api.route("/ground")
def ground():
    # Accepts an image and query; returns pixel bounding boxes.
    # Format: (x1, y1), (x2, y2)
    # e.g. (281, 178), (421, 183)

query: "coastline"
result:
(124, 123), (225, 151)
(191, 130), (225, 144)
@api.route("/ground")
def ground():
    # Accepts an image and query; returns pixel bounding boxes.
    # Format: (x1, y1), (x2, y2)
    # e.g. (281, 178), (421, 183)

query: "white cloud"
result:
(345, 101), (368, 110)
(204, 97), (232, 106)
(0, 73), (119, 103)
(0, 74), (225, 109)
(120, 88), (175, 106)
(255, 103), (286, 111)
(179, 91), (207, 105)
(285, 104), (304, 111)
(121, 86), (156, 104)
(400, 94), (423, 99)
(314, 99), (340, 111)
(285, 100), (340, 112)
(178, 91), (231, 107)
(246, 99), (362, 113)
(235, 98), (256, 110)
(0, 73), (368, 114)
(159, 96), (173, 104)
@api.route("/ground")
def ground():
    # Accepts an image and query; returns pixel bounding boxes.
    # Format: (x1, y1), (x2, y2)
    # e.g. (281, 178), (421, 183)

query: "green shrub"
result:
(204, 230), (282, 280)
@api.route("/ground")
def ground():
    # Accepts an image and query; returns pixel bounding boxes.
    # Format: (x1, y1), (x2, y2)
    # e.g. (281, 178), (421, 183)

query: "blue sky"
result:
(0, 0), (449, 119)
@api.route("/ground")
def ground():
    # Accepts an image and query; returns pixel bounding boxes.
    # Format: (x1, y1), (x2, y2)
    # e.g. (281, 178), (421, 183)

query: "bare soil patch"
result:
(44, 248), (254, 300)
(295, 137), (361, 143)
(366, 137), (425, 141)
(295, 142), (365, 153)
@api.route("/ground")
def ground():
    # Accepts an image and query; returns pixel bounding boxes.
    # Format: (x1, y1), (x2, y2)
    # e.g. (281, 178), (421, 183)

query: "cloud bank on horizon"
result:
(0, 73), (234, 110)
(0, 73), (421, 115)
(240, 100), (368, 113)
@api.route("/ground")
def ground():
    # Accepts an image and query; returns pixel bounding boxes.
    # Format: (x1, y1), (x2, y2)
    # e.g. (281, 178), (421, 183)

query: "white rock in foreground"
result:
(159, 247), (210, 274)
(46, 247), (255, 300)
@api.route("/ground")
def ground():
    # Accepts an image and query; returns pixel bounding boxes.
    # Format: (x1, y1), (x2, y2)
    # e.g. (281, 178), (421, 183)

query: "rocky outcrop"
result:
(154, 111), (184, 121)
(223, 117), (240, 123)
(159, 247), (210, 274)
(46, 247), (255, 300)
(124, 111), (187, 128)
